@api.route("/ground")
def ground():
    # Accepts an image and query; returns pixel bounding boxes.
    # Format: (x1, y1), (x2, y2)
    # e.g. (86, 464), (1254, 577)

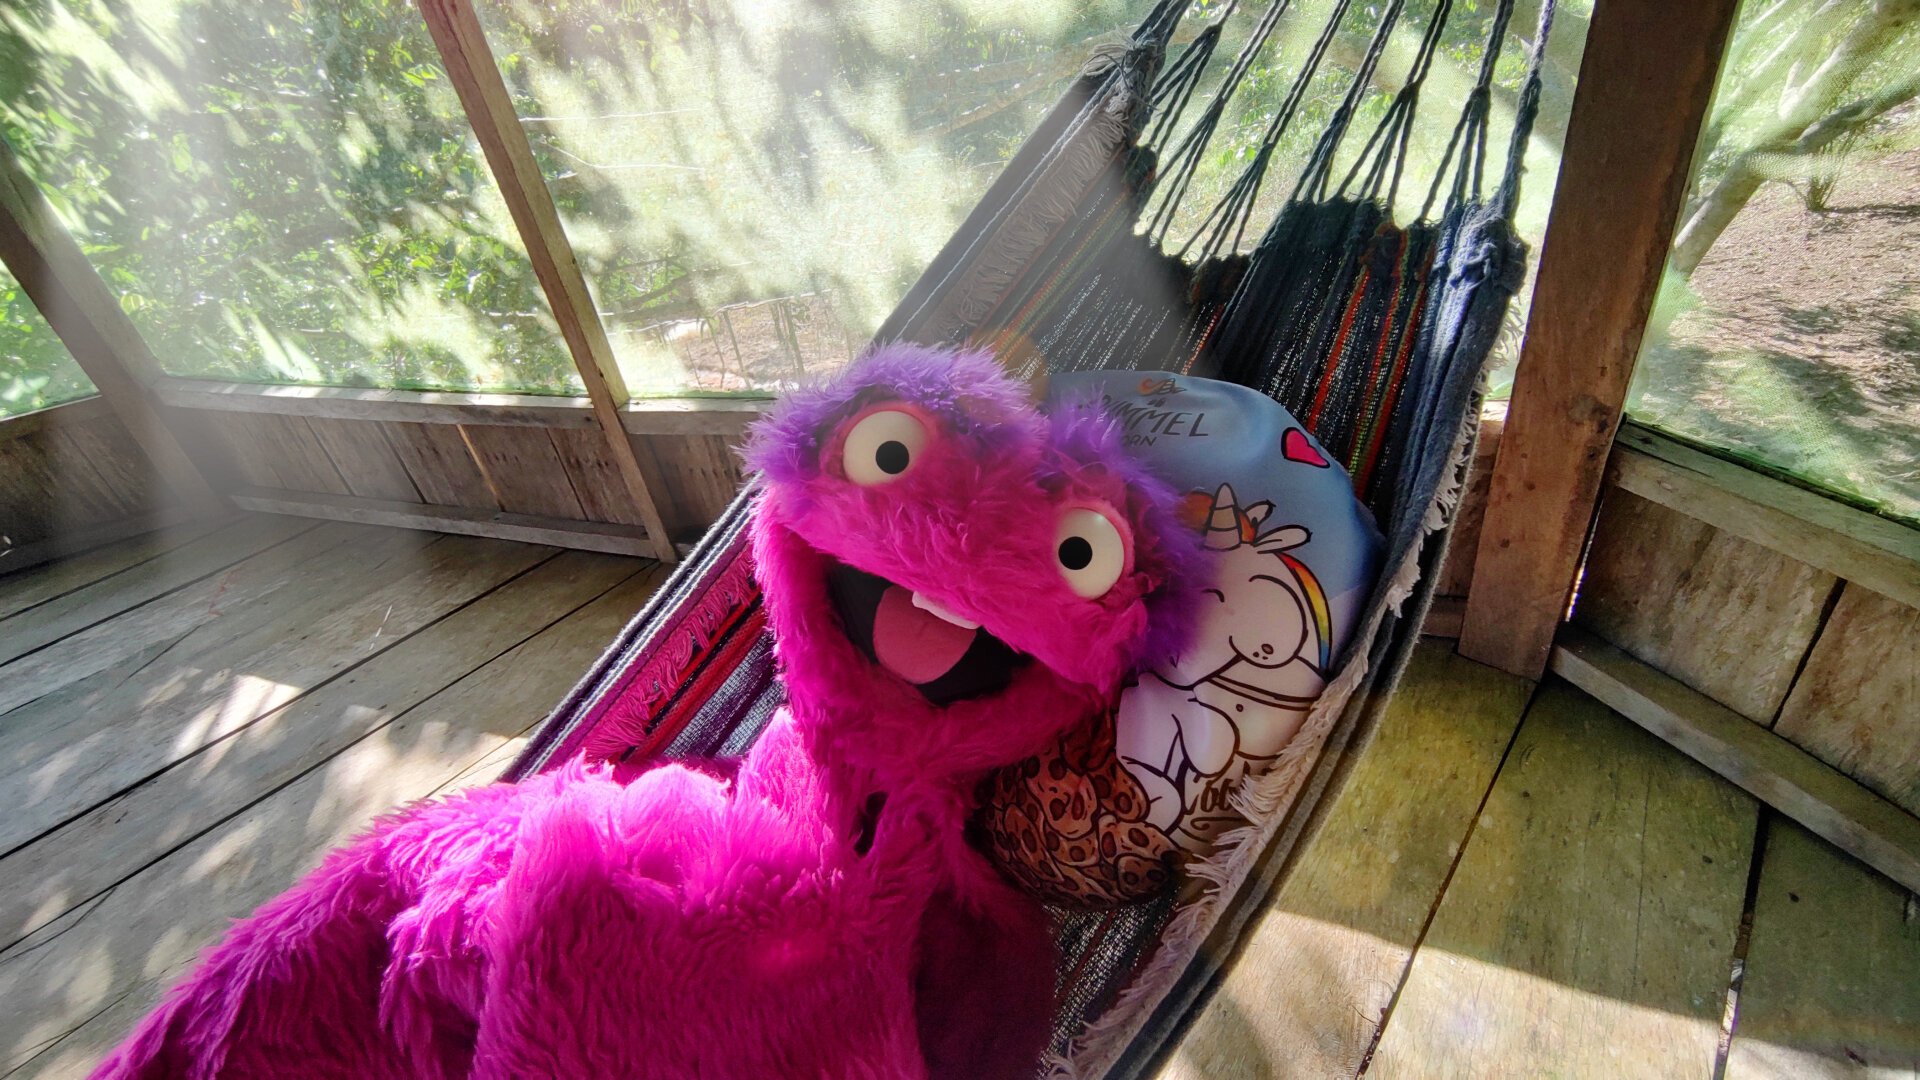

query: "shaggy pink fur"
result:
(90, 345), (1194, 1080)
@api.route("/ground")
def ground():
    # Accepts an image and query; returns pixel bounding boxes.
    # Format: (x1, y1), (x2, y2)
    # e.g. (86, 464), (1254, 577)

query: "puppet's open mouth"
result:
(825, 563), (1026, 705)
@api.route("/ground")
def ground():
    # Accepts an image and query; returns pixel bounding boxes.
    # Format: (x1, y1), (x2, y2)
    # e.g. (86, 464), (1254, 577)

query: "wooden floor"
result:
(1, 517), (1914, 1079)
(0, 515), (663, 1079)
(1166, 642), (1920, 1079)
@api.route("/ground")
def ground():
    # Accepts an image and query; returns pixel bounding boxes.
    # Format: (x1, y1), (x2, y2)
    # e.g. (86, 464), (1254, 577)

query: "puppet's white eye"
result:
(1055, 507), (1129, 599)
(841, 409), (929, 486)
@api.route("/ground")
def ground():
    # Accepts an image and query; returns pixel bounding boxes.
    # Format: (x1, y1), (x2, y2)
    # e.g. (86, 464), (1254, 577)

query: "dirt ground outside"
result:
(1631, 140), (1920, 524)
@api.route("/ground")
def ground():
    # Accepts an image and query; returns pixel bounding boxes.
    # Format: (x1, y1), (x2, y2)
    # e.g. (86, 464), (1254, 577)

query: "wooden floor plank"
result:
(0, 551), (652, 947)
(0, 508), (203, 582)
(1162, 643), (1533, 1080)
(0, 531), (550, 854)
(0, 514), (311, 668)
(0, 519), (360, 706)
(0, 566), (657, 1079)
(1365, 680), (1759, 1080)
(0, 523), (417, 728)
(431, 732), (532, 793)
(1725, 819), (1920, 1079)
(0, 516), (230, 623)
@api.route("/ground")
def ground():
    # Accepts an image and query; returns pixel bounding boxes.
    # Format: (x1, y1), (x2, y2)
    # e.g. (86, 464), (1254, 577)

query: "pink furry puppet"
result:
(90, 344), (1196, 1080)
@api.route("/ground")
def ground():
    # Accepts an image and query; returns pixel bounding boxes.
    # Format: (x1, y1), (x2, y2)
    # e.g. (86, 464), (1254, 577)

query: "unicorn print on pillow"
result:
(1113, 483), (1334, 851)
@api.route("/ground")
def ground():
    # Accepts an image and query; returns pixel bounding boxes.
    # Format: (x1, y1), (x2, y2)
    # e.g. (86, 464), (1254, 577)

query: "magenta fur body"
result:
(91, 344), (1196, 1080)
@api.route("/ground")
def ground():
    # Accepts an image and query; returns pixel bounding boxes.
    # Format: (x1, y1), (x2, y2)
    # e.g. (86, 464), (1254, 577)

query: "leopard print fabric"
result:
(978, 707), (1178, 908)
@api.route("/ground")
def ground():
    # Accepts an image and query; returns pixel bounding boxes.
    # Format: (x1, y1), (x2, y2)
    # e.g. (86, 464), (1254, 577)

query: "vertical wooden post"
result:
(0, 136), (223, 512)
(1458, 0), (1742, 678)
(416, 0), (677, 564)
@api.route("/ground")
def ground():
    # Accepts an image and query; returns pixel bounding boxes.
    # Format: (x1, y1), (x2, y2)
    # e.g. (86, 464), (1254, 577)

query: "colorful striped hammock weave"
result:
(508, 0), (1555, 1074)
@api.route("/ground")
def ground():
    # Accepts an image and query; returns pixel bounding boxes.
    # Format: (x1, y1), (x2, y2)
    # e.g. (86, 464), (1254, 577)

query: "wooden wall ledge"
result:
(1553, 625), (1920, 896)
(155, 378), (769, 437)
(228, 487), (658, 559)
(1612, 422), (1920, 610)
(0, 395), (115, 444)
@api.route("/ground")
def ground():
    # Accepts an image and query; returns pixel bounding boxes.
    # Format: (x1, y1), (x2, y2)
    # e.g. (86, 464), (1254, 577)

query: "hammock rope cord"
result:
(1142, 0), (1294, 245)
(1288, 0), (1411, 208)
(1336, 0), (1455, 209)
(1201, 0), (1533, 511)
(1180, 0), (1356, 264)
(508, 2), (1558, 1075)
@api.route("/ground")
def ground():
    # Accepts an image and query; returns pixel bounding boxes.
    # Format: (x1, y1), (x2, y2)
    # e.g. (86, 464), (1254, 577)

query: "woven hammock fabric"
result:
(509, 0), (1554, 1074)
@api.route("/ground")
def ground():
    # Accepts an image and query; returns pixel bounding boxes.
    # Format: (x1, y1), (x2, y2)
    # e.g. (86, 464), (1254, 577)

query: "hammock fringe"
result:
(507, 1), (1557, 1074)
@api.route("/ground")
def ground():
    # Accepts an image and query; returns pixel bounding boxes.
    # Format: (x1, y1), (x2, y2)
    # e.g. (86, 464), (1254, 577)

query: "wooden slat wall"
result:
(459, 424), (587, 520)
(388, 421), (500, 509)
(1773, 586), (1920, 816)
(548, 427), (651, 528)
(303, 417), (422, 503)
(642, 434), (746, 536)
(1576, 489), (1837, 722)
(1574, 462), (1920, 829)
(0, 403), (154, 550)
(0, 391), (746, 559)
(174, 406), (746, 551)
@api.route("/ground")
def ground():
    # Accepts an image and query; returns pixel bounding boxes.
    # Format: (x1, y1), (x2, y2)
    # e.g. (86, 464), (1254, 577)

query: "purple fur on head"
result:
(746, 343), (1039, 491)
(747, 344), (1198, 718)
(89, 344), (1199, 1080)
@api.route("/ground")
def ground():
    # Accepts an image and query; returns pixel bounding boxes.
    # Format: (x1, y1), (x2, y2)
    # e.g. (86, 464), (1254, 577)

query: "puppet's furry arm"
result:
(913, 849), (1058, 1080)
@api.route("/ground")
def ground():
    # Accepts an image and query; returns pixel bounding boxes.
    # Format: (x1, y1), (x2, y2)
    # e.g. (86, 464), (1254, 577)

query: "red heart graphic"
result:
(1283, 428), (1330, 468)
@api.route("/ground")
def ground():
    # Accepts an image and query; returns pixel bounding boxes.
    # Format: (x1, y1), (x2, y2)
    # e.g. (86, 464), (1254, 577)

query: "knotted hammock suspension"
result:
(509, 0), (1556, 1075)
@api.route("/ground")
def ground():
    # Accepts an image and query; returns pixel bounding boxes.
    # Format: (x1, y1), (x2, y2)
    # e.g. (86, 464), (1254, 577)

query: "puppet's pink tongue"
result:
(872, 586), (977, 685)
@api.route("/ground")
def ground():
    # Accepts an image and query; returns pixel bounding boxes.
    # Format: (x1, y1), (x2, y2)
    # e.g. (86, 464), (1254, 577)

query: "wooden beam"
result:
(1552, 625), (1920, 895)
(228, 486), (657, 558)
(1458, 0), (1742, 678)
(155, 377), (768, 436)
(1611, 423), (1920, 611)
(0, 136), (222, 512)
(415, 0), (675, 562)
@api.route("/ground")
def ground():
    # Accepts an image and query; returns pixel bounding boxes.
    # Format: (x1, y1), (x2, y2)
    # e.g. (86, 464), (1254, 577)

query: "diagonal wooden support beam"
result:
(0, 135), (222, 514)
(417, 0), (677, 564)
(1458, 0), (1742, 678)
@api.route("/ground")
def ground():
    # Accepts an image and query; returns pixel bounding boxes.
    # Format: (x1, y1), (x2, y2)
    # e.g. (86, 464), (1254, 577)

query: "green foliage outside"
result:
(0, 261), (90, 416)
(0, 0), (1582, 416)
(1630, 0), (1920, 524)
(0, 0), (580, 413)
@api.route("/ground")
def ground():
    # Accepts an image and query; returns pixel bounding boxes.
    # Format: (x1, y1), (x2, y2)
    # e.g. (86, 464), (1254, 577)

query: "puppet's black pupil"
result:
(1058, 536), (1094, 571)
(876, 441), (910, 475)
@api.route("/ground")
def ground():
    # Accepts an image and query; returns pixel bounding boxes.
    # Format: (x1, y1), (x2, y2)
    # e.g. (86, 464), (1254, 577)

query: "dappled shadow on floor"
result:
(0, 525), (657, 1078)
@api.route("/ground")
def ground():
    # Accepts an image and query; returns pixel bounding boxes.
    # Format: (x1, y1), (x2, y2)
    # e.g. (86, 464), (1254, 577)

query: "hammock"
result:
(507, 0), (1555, 1075)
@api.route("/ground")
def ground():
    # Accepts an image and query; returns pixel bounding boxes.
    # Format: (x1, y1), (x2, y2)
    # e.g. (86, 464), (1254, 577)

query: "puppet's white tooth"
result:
(911, 591), (981, 630)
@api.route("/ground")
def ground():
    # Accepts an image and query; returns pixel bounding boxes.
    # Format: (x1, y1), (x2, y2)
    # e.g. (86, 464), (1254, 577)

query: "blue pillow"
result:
(1048, 371), (1384, 853)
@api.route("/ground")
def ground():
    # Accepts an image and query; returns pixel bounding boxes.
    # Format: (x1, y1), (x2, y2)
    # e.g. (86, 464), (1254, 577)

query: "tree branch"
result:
(1670, 0), (1920, 274)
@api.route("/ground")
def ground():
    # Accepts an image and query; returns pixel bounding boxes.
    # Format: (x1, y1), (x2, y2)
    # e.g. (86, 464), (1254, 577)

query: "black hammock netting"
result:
(505, 0), (1556, 1074)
